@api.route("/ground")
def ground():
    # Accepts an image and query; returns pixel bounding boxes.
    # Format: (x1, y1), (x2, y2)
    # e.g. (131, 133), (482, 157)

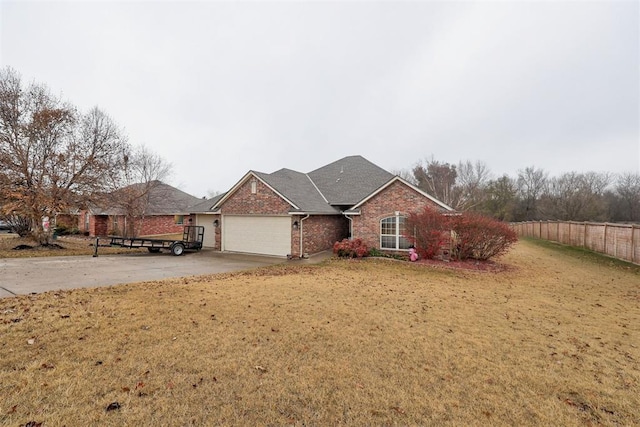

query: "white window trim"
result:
(380, 213), (411, 251)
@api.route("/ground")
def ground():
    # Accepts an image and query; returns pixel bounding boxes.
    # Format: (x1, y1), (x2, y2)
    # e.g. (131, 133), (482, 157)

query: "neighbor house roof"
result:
(91, 181), (202, 215)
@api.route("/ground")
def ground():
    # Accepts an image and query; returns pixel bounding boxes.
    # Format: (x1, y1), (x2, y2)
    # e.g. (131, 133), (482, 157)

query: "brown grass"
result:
(0, 234), (165, 258)
(1, 240), (639, 426)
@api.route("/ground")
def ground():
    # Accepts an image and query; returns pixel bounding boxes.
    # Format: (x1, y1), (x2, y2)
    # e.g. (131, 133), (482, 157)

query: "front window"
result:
(174, 215), (184, 225)
(380, 215), (412, 250)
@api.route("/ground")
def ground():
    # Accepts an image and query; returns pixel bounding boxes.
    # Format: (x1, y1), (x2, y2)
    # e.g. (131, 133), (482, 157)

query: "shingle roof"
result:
(92, 181), (202, 215)
(308, 155), (394, 206)
(254, 169), (339, 214)
(144, 182), (203, 214)
(214, 155), (441, 214)
(190, 193), (226, 213)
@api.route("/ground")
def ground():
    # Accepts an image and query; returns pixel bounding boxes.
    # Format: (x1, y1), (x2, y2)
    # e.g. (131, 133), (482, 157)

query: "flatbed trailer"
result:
(108, 226), (205, 256)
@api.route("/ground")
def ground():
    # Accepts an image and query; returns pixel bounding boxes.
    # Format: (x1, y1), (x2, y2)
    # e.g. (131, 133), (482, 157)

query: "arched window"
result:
(380, 214), (412, 250)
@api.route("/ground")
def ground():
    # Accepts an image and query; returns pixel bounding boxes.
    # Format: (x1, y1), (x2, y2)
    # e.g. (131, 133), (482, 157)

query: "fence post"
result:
(603, 222), (608, 256)
(584, 221), (587, 249)
(633, 225), (637, 264)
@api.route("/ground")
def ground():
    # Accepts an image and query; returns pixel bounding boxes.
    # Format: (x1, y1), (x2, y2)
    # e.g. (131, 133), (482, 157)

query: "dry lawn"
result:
(0, 233), (182, 258)
(1, 239), (639, 426)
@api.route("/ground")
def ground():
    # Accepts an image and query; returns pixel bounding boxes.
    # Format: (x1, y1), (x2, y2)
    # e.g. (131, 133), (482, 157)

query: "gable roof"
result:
(349, 176), (454, 212)
(211, 155), (451, 215)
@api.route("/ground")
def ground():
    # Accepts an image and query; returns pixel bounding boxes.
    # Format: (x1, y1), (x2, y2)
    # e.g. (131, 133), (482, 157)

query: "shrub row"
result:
(406, 208), (517, 261)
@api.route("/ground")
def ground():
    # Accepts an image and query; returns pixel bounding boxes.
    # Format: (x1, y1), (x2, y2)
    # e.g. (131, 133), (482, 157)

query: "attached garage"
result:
(222, 215), (291, 257)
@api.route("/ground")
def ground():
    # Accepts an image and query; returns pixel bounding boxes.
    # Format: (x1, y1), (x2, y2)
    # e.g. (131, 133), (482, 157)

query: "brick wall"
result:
(221, 178), (291, 215)
(82, 213), (190, 237)
(293, 215), (348, 257)
(134, 215), (190, 236)
(351, 181), (446, 250)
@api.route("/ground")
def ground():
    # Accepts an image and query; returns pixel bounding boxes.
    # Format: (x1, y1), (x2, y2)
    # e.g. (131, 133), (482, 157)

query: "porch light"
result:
(213, 219), (219, 227)
(292, 221), (299, 230)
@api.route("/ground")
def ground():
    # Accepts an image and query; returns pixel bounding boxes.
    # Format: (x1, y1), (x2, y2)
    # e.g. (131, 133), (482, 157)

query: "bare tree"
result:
(613, 172), (640, 222)
(0, 67), (127, 243)
(109, 144), (172, 237)
(455, 160), (492, 211)
(542, 171), (611, 221)
(516, 166), (548, 220)
(412, 158), (458, 208)
(391, 168), (418, 185)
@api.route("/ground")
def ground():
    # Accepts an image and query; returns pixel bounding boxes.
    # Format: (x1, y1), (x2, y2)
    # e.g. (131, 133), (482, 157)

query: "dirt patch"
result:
(0, 235), (146, 258)
(13, 243), (64, 251)
(12, 244), (34, 251)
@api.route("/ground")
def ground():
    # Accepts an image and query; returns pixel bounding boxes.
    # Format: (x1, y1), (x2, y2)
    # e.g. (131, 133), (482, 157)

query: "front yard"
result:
(1, 240), (639, 426)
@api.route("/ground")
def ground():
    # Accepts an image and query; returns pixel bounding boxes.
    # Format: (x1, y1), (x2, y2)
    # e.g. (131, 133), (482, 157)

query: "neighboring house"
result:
(78, 181), (203, 237)
(192, 155), (453, 257)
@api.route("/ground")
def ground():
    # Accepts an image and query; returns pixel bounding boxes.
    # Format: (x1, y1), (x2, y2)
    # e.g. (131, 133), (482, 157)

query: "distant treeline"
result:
(394, 158), (640, 223)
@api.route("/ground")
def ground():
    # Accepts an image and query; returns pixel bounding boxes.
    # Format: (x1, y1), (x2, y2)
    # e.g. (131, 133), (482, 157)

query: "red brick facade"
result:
(77, 211), (191, 237)
(221, 179), (291, 215)
(349, 181), (445, 251)
(290, 214), (349, 257)
(215, 175), (445, 257)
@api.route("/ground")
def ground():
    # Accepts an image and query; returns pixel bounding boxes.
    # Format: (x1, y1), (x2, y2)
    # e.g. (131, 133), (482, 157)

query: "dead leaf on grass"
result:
(255, 365), (267, 373)
(105, 402), (121, 411)
(7, 404), (17, 414)
(390, 406), (405, 415)
(22, 422), (42, 427)
(40, 363), (54, 370)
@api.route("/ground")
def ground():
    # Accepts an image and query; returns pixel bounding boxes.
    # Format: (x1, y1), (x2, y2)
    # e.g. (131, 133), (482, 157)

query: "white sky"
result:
(1, 0), (639, 198)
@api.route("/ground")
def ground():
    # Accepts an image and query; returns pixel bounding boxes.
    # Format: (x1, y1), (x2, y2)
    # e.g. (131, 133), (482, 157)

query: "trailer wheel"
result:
(148, 248), (161, 253)
(171, 242), (185, 256)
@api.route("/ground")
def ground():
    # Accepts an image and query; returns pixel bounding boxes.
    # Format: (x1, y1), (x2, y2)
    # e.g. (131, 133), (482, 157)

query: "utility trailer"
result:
(108, 226), (205, 256)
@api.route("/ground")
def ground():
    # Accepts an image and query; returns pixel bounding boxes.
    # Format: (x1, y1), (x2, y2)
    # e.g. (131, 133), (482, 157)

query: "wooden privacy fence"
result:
(511, 221), (640, 265)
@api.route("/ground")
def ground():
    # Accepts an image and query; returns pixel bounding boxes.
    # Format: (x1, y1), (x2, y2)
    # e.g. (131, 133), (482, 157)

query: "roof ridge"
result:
(306, 173), (328, 204)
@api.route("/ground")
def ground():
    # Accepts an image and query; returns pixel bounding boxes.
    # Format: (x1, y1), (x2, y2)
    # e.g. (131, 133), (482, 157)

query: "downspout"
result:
(345, 213), (353, 240)
(299, 214), (310, 258)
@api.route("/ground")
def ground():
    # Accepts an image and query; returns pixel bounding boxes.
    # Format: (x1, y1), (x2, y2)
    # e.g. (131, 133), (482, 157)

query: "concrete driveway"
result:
(0, 250), (289, 297)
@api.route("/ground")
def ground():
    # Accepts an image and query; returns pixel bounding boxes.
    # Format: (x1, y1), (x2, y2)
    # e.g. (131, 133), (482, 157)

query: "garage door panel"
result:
(223, 216), (291, 256)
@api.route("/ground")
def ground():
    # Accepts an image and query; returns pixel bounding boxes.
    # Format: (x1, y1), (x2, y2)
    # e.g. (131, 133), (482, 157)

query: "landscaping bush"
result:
(333, 238), (369, 258)
(405, 207), (449, 259)
(449, 212), (518, 261)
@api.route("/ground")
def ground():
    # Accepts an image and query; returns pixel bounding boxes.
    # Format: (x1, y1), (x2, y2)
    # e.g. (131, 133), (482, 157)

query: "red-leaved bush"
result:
(405, 207), (449, 259)
(333, 238), (369, 258)
(449, 212), (518, 261)
(405, 208), (518, 261)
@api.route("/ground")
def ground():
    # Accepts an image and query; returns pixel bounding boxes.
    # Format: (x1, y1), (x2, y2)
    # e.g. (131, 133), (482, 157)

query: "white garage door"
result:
(223, 216), (291, 257)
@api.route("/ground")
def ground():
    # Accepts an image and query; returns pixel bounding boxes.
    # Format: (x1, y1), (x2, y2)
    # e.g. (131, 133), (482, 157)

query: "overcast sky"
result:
(1, 1), (638, 198)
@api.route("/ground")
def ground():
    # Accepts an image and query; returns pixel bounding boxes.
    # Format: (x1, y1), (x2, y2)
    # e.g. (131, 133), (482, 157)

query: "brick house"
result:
(78, 181), (202, 237)
(192, 155), (452, 257)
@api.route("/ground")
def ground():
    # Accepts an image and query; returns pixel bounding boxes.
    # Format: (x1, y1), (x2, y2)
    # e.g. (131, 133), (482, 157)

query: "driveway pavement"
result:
(0, 250), (306, 297)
